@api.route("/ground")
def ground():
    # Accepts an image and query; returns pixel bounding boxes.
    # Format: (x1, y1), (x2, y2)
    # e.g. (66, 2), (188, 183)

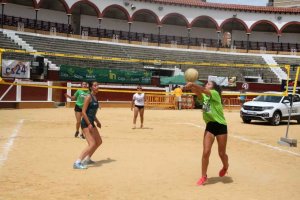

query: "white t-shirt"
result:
(133, 93), (145, 106)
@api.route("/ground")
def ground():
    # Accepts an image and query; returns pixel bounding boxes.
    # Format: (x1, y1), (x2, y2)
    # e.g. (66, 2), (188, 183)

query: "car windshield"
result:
(254, 95), (282, 103)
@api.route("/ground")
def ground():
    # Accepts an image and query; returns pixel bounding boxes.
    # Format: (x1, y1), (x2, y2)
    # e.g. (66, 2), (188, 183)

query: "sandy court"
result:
(0, 107), (300, 200)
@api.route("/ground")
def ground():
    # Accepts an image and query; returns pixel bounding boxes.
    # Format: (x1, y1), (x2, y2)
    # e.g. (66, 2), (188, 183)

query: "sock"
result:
(84, 156), (91, 161)
(75, 159), (81, 164)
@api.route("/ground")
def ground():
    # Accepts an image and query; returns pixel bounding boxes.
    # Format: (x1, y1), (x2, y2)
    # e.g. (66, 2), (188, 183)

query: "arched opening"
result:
(250, 20), (279, 42)
(161, 13), (190, 45)
(70, 0), (101, 34)
(220, 18), (249, 48)
(131, 9), (160, 39)
(249, 20), (280, 51)
(190, 16), (220, 43)
(5, 0), (37, 7)
(280, 22), (300, 51)
(101, 4), (130, 36)
(37, 0), (69, 32)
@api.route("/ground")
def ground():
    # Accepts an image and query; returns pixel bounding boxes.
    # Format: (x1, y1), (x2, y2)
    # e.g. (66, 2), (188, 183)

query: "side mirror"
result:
(282, 100), (290, 104)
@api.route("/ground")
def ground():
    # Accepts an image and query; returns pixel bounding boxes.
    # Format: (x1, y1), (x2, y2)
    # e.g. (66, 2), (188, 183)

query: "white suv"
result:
(240, 93), (300, 126)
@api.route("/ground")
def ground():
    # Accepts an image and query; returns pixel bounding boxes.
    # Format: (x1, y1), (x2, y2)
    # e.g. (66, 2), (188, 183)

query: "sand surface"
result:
(0, 108), (300, 200)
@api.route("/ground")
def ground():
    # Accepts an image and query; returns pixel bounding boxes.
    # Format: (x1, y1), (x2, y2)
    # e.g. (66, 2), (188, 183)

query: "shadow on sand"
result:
(89, 158), (116, 168)
(205, 176), (234, 185)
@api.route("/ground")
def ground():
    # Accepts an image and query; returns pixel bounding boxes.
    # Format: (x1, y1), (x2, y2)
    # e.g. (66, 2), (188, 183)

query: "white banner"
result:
(2, 60), (30, 79)
(208, 76), (229, 86)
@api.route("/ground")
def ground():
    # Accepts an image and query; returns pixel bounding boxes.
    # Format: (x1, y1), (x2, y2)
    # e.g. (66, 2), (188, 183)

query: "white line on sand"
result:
(179, 122), (300, 157)
(0, 119), (24, 166)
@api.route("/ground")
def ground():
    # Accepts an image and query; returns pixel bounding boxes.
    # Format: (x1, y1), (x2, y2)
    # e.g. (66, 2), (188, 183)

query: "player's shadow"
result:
(89, 158), (116, 168)
(205, 176), (233, 185)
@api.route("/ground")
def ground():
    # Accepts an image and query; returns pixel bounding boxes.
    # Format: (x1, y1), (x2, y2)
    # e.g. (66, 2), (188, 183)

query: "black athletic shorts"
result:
(205, 122), (228, 136)
(81, 120), (95, 129)
(135, 105), (144, 110)
(74, 104), (82, 112)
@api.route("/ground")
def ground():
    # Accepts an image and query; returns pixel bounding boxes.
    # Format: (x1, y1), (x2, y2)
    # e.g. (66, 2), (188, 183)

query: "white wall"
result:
(5, 3), (36, 19)
(5, 3), (68, 24)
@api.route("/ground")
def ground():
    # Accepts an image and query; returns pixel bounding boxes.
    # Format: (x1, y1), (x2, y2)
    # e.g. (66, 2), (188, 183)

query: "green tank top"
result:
(201, 90), (227, 125)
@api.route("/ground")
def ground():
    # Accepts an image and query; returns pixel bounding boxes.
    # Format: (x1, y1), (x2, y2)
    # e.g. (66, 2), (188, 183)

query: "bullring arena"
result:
(0, 108), (300, 200)
(1, 0), (300, 199)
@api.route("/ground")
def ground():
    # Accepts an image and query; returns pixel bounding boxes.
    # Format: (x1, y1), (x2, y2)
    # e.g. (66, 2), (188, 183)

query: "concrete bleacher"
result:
(0, 32), (20, 49)
(274, 57), (300, 80)
(0, 32), (279, 83)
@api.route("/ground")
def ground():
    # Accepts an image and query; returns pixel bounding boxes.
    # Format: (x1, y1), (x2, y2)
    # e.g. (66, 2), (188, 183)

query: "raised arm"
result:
(184, 82), (211, 97)
(64, 93), (76, 101)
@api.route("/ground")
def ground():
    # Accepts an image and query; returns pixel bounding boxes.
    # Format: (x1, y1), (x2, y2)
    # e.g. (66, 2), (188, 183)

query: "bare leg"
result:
(133, 107), (139, 129)
(77, 128), (97, 161)
(139, 108), (144, 128)
(75, 112), (82, 132)
(216, 134), (229, 170)
(88, 127), (102, 158)
(202, 131), (215, 177)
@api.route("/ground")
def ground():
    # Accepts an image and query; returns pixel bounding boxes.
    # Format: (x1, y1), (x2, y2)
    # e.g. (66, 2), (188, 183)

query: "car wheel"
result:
(271, 112), (281, 126)
(242, 117), (251, 124)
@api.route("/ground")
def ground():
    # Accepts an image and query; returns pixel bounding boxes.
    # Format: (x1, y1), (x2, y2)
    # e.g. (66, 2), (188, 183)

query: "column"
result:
(277, 34), (281, 54)
(157, 25), (161, 46)
(98, 18), (102, 40)
(187, 28), (191, 49)
(34, 9), (39, 33)
(1, 2), (5, 28)
(217, 30), (221, 51)
(246, 32), (250, 53)
(128, 21), (132, 43)
(67, 13), (71, 36)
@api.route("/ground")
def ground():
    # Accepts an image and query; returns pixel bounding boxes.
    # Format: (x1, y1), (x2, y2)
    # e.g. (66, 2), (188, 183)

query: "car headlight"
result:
(262, 106), (274, 110)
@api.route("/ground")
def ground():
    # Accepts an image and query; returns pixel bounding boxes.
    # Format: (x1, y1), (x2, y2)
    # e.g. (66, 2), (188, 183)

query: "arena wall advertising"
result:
(1, 60), (30, 79)
(59, 65), (152, 84)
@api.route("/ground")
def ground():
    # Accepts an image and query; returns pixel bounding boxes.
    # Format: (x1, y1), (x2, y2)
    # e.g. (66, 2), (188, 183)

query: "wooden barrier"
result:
(145, 95), (176, 109)
(181, 95), (195, 109)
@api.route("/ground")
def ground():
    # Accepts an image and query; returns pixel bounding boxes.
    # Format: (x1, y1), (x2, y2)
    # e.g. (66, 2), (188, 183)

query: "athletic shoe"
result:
(196, 175), (208, 186)
(74, 131), (79, 138)
(73, 162), (87, 169)
(83, 159), (96, 165)
(80, 134), (85, 139)
(219, 167), (228, 177)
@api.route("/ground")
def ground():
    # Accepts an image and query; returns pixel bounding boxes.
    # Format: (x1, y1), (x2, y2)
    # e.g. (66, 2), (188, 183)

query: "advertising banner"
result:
(2, 60), (30, 79)
(60, 65), (152, 84)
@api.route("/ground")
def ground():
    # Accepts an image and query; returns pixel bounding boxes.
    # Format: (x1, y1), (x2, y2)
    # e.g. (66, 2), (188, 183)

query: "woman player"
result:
(65, 82), (89, 138)
(131, 85), (145, 129)
(185, 81), (229, 186)
(73, 81), (102, 169)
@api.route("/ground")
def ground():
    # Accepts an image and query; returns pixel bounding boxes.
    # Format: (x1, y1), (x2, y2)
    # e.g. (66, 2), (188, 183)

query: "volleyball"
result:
(184, 68), (199, 83)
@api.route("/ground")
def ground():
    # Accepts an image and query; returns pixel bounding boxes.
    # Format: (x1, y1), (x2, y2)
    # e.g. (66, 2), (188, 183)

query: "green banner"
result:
(60, 65), (152, 84)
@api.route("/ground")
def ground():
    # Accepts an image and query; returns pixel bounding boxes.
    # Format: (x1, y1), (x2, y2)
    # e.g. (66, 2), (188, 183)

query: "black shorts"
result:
(74, 104), (82, 112)
(81, 120), (95, 129)
(135, 105), (144, 110)
(205, 122), (228, 136)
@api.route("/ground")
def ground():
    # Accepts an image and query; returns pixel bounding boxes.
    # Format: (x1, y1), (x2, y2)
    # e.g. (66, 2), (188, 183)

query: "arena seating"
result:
(0, 31), (20, 49)
(274, 57), (300, 79)
(10, 33), (278, 83)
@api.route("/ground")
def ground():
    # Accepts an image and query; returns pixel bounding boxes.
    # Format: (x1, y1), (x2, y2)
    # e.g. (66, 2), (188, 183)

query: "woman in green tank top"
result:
(64, 82), (89, 138)
(185, 81), (229, 186)
(73, 81), (102, 169)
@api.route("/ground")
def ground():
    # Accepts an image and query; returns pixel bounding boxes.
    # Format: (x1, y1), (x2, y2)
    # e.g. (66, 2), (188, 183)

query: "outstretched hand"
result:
(184, 82), (194, 91)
